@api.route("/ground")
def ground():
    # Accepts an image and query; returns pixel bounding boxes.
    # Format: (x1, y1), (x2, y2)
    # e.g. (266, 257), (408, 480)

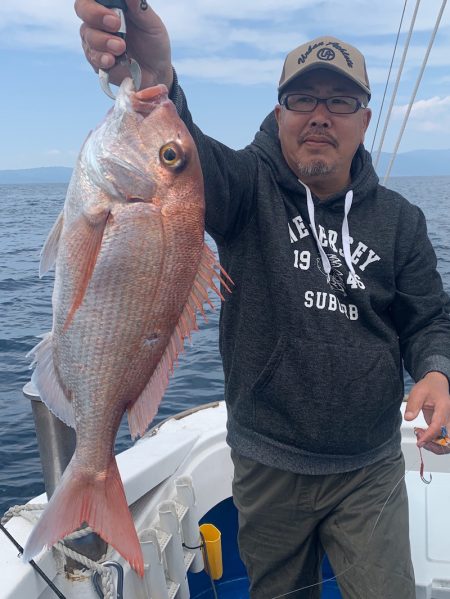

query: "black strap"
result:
(0, 522), (67, 599)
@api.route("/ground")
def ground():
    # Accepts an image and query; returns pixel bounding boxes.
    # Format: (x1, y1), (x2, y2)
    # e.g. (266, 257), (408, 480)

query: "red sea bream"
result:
(23, 79), (231, 575)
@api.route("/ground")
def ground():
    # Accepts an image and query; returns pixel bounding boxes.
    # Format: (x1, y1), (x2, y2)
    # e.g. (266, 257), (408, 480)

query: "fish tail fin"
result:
(22, 456), (144, 576)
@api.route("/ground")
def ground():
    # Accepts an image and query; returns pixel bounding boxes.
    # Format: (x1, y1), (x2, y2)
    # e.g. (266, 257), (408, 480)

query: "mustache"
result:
(299, 130), (338, 147)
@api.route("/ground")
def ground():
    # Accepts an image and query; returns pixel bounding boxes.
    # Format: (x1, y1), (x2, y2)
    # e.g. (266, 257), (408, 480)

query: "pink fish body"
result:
(23, 80), (230, 575)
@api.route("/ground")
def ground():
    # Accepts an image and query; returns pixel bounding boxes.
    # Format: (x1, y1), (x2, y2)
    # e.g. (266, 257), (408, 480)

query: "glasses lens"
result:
(284, 95), (360, 114)
(285, 94), (317, 112)
(326, 97), (359, 114)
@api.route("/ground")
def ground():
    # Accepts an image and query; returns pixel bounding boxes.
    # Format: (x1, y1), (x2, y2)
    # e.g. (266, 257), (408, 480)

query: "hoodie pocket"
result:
(251, 337), (402, 455)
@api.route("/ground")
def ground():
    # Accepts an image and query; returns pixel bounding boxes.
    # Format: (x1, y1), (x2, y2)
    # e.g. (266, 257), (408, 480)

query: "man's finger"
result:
(416, 427), (450, 454)
(422, 406), (435, 426)
(416, 408), (448, 447)
(404, 385), (427, 420)
(80, 23), (126, 55)
(82, 37), (115, 70)
(75, 0), (121, 31)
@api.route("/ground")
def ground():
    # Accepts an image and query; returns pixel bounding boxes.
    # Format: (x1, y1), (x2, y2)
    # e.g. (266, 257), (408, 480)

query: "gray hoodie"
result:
(172, 80), (450, 474)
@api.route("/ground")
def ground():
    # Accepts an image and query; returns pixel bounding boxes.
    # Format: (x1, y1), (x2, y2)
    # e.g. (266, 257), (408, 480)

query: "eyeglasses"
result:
(281, 94), (367, 114)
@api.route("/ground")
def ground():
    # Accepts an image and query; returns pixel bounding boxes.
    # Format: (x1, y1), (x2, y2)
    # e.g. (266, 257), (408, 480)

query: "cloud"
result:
(393, 95), (450, 116)
(2, 0), (449, 55)
(1, 1), (449, 92)
(390, 95), (450, 135)
(177, 57), (282, 86)
(0, 2), (79, 47)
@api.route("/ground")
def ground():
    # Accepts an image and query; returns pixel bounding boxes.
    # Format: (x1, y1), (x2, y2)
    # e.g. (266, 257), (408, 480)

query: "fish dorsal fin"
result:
(127, 243), (233, 439)
(63, 210), (110, 331)
(28, 333), (75, 428)
(39, 211), (64, 277)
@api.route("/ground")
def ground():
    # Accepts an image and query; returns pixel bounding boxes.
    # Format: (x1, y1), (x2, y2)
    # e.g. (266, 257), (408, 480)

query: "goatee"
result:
(297, 161), (336, 178)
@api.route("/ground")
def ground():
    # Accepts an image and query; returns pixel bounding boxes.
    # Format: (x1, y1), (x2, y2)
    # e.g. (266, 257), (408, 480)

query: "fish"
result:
(22, 79), (231, 576)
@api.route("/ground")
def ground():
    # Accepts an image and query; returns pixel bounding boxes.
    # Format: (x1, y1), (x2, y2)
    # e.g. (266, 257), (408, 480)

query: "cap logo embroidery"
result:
(297, 41), (324, 64)
(317, 48), (335, 61)
(297, 41), (354, 69)
(327, 42), (354, 68)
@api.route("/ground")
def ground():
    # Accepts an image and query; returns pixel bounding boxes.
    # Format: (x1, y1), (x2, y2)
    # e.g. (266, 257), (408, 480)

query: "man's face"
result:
(274, 69), (372, 197)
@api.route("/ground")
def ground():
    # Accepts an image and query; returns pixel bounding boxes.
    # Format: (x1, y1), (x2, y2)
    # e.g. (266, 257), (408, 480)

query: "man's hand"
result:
(74, 0), (173, 91)
(404, 371), (450, 453)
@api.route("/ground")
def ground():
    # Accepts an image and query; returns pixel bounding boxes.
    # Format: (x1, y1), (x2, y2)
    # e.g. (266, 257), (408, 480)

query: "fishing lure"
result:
(415, 426), (450, 484)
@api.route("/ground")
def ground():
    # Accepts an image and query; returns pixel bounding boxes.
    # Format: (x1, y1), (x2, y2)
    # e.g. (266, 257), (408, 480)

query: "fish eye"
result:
(159, 142), (186, 170)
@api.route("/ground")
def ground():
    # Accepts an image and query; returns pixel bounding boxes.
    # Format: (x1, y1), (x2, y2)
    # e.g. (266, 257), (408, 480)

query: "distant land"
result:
(0, 167), (72, 184)
(374, 149), (450, 178)
(1, 150), (450, 183)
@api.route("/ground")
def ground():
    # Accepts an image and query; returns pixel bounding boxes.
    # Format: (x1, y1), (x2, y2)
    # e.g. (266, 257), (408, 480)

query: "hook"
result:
(418, 446), (432, 485)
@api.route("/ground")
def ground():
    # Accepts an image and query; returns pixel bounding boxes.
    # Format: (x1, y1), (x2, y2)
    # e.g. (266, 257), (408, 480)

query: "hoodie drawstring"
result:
(342, 190), (355, 276)
(298, 180), (355, 276)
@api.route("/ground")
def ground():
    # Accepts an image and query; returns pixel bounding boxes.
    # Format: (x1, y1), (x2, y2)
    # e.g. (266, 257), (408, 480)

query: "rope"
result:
(2, 504), (116, 599)
(370, 0), (409, 155)
(373, 0), (421, 171)
(1, 503), (46, 525)
(383, 0), (448, 183)
(55, 539), (118, 599)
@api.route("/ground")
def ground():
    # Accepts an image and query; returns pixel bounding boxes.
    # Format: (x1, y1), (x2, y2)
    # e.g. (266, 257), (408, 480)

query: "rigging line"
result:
(0, 522), (67, 599)
(373, 0), (421, 171)
(383, 0), (448, 184)
(270, 455), (428, 599)
(369, 0), (409, 155)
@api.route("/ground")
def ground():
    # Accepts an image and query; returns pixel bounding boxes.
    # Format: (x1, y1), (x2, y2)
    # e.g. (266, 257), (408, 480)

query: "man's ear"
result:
(363, 108), (372, 133)
(274, 104), (282, 126)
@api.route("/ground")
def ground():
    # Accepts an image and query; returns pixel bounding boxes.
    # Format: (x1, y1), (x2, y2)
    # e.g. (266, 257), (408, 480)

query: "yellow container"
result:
(199, 523), (223, 580)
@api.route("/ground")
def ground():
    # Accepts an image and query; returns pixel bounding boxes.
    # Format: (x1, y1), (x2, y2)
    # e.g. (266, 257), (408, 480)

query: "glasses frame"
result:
(281, 93), (367, 115)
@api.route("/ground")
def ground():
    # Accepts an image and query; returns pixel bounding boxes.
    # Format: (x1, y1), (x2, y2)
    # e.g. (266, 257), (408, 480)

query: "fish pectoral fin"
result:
(28, 332), (75, 428)
(127, 243), (233, 440)
(63, 210), (110, 331)
(193, 242), (234, 308)
(39, 211), (64, 277)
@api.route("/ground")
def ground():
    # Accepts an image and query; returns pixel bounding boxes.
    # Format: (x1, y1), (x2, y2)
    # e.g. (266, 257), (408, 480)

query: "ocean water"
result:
(0, 177), (449, 516)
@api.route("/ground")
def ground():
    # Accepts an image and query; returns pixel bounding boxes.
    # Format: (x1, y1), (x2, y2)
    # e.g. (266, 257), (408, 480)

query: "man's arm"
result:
(390, 203), (450, 447)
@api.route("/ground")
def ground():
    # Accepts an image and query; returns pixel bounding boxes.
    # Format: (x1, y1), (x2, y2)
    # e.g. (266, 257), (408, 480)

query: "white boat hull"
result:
(1, 401), (450, 599)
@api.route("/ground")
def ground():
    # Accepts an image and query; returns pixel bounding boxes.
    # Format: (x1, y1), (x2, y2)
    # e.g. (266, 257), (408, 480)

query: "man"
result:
(75, 2), (450, 597)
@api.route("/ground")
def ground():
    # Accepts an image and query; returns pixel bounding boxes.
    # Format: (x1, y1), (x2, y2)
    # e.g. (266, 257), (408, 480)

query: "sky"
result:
(0, 0), (449, 170)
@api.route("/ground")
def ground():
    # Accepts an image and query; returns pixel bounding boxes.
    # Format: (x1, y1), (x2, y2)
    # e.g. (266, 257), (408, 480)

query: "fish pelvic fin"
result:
(127, 243), (233, 439)
(39, 211), (64, 277)
(63, 210), (110, 331)
(28, 332), (75, 428)
(22, 456), (144, 577)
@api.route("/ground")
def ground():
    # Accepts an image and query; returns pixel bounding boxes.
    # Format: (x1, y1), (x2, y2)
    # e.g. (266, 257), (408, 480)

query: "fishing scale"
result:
(95, 0), (148, 99)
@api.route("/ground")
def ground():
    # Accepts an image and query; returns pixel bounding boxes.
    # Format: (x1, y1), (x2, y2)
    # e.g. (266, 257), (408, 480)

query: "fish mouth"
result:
(131, 84), (170, 116)
(127, 196), (147, 203)
(126, 195), (159, 205)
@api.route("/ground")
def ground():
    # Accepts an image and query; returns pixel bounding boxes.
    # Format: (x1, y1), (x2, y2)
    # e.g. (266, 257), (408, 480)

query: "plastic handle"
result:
(96, 0), (128, 11)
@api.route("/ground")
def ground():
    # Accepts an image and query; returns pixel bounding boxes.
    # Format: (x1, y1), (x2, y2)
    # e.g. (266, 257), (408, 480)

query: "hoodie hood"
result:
(250, 111), (379, 277)
(250, 111), (379, 208)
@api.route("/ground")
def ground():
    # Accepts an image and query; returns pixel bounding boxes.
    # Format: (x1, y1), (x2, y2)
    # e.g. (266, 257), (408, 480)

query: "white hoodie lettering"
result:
(304, 290), (359, 320)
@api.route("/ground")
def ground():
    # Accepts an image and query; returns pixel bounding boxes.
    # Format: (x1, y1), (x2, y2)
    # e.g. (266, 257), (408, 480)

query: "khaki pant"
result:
(232, 450), (415, 599)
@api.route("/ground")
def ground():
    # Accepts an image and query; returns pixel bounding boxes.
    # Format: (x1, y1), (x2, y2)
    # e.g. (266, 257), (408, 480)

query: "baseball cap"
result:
(278, 36), (371, 101)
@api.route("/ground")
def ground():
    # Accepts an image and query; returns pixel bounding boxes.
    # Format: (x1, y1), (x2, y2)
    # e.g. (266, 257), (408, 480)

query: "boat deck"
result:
(188, 496), (343, 598)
